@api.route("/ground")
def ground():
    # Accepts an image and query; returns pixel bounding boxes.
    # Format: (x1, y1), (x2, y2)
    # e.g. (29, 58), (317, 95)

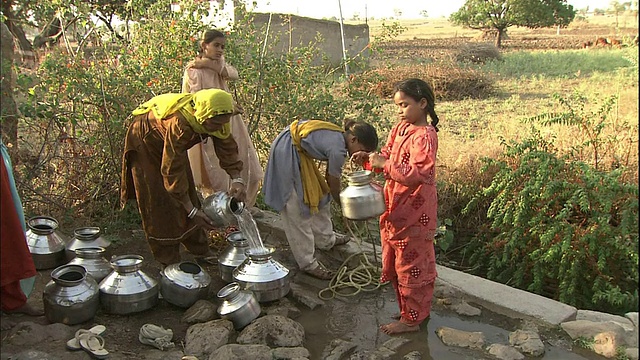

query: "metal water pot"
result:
(66, 247), (112, 283)
(65, 227), (111, 261)
(216, 282), (261, 329)
(218, 231), (250, 282)
(340, 170), (385, 220)
(160, 261), (211, 308)
(25, 216), (69, 270)
(201, 191), (245, 227)
(43, 264), (100, 325)
(99, 254), (158, 314)
(232, 247), (290, 303)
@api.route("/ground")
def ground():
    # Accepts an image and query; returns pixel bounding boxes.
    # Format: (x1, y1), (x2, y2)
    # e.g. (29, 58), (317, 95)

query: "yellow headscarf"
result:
(290, 120), (344, 214)
(131, 89), (233, 138)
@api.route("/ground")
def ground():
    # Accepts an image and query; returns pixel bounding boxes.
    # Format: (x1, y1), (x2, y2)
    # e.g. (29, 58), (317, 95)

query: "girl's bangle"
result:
(187, 207), (198, 219)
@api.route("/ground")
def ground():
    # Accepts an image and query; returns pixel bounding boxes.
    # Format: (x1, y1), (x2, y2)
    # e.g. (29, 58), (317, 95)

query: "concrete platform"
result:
(255, 210), (578, 327)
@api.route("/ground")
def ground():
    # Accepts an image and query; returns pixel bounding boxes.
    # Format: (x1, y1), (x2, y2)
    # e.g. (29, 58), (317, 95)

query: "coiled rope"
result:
(318, 219), (388, 300)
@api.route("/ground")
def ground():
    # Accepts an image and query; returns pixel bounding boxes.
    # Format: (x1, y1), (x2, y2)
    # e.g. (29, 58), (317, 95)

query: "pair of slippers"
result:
(66, 325), (109, 359)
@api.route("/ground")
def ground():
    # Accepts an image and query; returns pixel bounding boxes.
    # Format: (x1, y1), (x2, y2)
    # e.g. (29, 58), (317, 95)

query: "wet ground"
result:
(0, 227), (606, 359)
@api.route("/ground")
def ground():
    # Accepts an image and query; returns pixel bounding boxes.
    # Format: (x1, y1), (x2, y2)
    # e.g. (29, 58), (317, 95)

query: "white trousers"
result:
(281, 189), (337, 271)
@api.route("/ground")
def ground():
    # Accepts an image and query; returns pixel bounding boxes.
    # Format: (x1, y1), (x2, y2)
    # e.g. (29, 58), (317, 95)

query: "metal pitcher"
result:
(216, 282), (261, 329)
(160, 261), (211, 308)
(340, 170), (385, 220)
(232, 247), (290, 303)
(65, 226), (111, 261)
(201, 191), (245, 227)
(99, 254), (158, 314)
(25, 216), (69, 270)
(218, 231), (250, 282)
(66, 247), (112, 283)
(43, 264), (100, 325)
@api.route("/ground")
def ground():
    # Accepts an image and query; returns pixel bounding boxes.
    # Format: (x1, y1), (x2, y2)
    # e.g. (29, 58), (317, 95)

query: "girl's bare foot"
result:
(380, 321), (420, 335)
(391, 313), (401, 320)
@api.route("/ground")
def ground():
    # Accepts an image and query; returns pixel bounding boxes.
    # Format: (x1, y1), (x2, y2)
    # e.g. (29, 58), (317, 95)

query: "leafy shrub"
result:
(463, 130), (638, 314)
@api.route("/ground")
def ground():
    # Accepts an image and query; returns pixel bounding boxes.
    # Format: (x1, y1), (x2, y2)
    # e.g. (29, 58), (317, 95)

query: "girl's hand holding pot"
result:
(350, 151), (370, 166)
(369, 153), (386, 168)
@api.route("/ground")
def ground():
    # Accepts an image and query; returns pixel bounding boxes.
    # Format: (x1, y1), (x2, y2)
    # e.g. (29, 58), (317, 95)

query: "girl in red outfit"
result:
(368, 78), (439, 335)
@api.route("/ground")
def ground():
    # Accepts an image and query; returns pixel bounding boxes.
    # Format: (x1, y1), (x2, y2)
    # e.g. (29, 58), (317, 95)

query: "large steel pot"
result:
(66, 247), (111, 283)
(160, 261), (211, 308)
(232, 247), (289, 303)
(339, 170), (385, 220)
(43, 264), (99, 325)
(99, 254), (158, 314)
(65, 226), (111, 261)
(25, 216), (69, 270)
(201, 191), (245, 227)
(216, 282), (261, 329)
(218, 231), (249, 282)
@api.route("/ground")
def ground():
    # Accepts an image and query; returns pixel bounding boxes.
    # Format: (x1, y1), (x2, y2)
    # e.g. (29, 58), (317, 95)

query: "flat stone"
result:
(435, 326), (485, 350)
(436, 265), (576, 325)
(289, 282), (325, 310)
(452, 300), (482, 317)
(403, 351), (422, 360)
(577, 310), (635, 332)
(487, 343), (525, 360)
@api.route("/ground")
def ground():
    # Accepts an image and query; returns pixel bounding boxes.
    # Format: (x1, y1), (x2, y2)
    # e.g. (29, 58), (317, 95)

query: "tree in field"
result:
(450, 0), (576, 48)
(609, 0), (627, 28)
(420, 10), (429, 18)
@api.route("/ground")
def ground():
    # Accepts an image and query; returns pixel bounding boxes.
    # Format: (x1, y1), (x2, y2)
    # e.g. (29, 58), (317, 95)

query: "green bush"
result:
(463, 130), (638, 314)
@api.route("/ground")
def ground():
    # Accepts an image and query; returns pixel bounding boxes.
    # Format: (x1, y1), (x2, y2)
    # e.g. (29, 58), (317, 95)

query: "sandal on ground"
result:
(304, 263), (336, 280)
(66, 325), (106, 351)
(79, 333), (109, 359)
(333, 233), (352, 246)
(139, 323), (175, 351)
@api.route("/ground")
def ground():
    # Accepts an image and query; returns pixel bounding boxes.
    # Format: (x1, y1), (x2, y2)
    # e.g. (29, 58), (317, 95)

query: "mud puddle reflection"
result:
(295, 284), (602, 359)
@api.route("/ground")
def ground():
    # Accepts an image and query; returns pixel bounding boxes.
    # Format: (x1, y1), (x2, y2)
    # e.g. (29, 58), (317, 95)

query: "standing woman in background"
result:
(367, 78), (440, 335)
(182, 29), (264, 217)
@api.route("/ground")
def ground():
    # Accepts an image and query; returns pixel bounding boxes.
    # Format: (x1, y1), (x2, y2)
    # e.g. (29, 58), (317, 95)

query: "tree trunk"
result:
(495, 29), (504, 48)
(1, 0), (35, 66)
(1, 22), (19, 156)
(33, 17), (63, 48)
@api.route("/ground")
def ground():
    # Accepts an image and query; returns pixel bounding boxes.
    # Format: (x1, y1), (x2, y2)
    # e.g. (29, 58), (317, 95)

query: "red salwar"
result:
(1, 158), (37, 312)
(378, 121), (439, 326)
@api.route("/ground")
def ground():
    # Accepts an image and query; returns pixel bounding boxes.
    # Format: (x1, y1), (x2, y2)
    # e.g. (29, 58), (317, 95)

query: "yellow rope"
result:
(318, 218), (388, 300)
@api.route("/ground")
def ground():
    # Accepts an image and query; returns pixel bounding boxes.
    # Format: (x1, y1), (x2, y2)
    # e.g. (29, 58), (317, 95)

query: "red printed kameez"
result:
(379, 121), (438, 326)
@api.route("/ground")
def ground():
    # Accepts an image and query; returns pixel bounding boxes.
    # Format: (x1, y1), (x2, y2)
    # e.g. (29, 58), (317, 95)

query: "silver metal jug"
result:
(201, 191), (245, 227)
(218, 231), (249, 282)
(99, 254), (158, 314)
(216, 282), (261, 329)
(65, 226), (111, 261)
(232, 247), (290, 303)
(25, 216), (69, 270)
(67, 247), (111, 283)
(43, 264), (100, 325)
(160, 261), (211, 308)
(340, 170), (385, 220)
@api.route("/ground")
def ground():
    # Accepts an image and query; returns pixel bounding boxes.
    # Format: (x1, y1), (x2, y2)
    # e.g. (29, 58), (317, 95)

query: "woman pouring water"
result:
(120, 88), (246, 266)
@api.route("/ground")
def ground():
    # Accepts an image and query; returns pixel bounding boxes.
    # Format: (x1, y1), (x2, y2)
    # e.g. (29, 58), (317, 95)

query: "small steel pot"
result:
(160, 261), (211, 308)
(66, 247), (111, 283)
(25, 216), (68, 270)
(99, 254), (158, 314)
(232, 247), (290, 303)
(217, 282), (261, 329)
(65, 226), (111, 261)
(43, 264), (100, 325)
(340, 170), (385, 220)
(218, 231), (249, 282)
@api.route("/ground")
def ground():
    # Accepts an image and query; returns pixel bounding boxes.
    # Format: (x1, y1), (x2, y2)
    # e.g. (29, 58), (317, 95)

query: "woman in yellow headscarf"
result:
(121, 88), (246, 266)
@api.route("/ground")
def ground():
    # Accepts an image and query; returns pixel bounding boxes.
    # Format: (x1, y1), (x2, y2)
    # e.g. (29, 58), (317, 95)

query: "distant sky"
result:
(249, 0), (617, 19)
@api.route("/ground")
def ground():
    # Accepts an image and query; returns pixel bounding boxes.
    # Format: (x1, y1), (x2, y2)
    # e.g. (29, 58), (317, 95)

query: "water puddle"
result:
(294, 284), (603, 360)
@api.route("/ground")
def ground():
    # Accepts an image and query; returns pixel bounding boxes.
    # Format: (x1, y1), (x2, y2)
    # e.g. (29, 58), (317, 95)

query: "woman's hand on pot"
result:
(228, 182), (246, 202)
(350, 151), (370, 166)
(194, 210), (217, 231)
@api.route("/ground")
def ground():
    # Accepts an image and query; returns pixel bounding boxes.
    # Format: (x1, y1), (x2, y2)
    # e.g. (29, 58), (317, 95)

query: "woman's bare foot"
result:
(4, 303), (44, 316)
(380, 321), (420, 335)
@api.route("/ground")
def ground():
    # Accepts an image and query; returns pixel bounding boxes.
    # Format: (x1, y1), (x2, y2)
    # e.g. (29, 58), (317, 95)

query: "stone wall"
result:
(250, 13), (370, 67)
